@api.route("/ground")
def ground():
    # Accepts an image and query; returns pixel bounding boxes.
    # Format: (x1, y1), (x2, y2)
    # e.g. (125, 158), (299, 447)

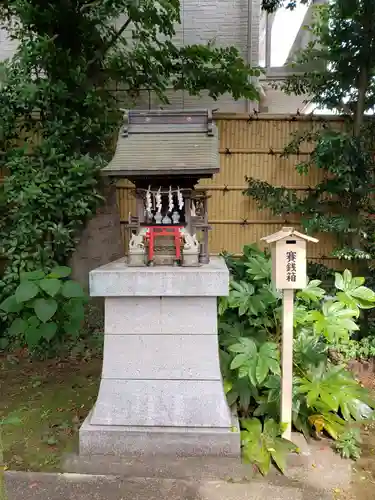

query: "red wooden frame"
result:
(144, 225), (184, 261)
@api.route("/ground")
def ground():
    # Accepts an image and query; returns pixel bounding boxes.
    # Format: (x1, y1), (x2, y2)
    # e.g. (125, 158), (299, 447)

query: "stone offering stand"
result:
(80, 259), (239, 457)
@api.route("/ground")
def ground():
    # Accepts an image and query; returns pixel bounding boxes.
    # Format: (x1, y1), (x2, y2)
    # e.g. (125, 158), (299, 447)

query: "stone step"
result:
(4, 472), (334, 500)
(63, 435), (351, 494)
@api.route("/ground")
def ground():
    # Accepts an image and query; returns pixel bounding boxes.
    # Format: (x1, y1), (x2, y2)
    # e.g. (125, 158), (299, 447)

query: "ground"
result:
(1, 354), (375, 498)
(0, 354), (101, 471)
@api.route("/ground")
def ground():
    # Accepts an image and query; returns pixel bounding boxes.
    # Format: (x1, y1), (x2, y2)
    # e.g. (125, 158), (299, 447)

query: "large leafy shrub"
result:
(0, 266), (86, 351)
(219, 245), (375, 471)
(0, 0), (260, 301)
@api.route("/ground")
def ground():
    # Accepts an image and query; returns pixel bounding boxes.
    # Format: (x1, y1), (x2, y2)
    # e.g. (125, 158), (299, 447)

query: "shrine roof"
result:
(102, 109), (219, 178)
(261, 227), (319, 244)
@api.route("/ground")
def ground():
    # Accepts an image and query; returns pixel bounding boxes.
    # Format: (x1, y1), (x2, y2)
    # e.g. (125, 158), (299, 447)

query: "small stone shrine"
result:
(78, 109), (239, 462)
(103, 109), (217, 267)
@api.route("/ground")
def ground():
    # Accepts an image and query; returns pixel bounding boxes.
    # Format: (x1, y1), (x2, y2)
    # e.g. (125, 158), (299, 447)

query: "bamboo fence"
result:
(0, 114), (347, 267)
(117, 113), (345, 267)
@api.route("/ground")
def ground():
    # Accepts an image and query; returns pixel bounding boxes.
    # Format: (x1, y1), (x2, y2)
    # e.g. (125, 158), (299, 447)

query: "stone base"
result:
(80, 412), (240, 458)
(128, 252), (146, 267)
(182, 252), (200, 266)
(81, 257), (239, 461)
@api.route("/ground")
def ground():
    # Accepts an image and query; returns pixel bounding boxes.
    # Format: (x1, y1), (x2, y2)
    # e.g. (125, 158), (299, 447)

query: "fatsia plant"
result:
(335, 269), (375, 313)
(241, 418), (296, 475)
(219, 244), (375, 468)
(229, 338), (280, 386)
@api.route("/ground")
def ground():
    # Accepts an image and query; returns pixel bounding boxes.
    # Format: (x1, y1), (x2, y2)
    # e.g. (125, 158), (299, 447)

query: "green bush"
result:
(335, 336), (375, 361)
(0, 266), (86, 351)
(219, 245), (375, 472)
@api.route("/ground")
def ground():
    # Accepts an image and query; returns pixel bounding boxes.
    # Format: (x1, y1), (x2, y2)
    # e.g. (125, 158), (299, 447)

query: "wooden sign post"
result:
(261, 227), (318, 440)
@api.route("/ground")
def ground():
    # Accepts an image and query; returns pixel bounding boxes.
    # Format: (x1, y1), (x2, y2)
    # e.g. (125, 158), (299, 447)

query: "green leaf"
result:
(238, 364), (249, 378)
(241, 418), (262, 437)
(0, 295), (22, 313)
(334, 272), (345, 291)
(270, 442), (288, 473)
(320, 391), (339, 411)
(263, 418), (279, 440)
(15, 281), (39, 303)
(242, 435), (262, 464)
(34, 298), (58, 323)
(230, 353), (249, 370)
(226, 390), (239, 407)
(256, 442), (272, 475)
(27, 316), (40, 328)
(228, 337), (257, 357)
(298, 279), (326, 303)
(63, 318), (82, 336)
(39, 322), (58, 341)
(259, 342), (279, 359)
(39, 278), (61, 297)
(267, 357), (281, 375)
(48, 266), (71, 278)
(20, 270), (45, 282)
(245, 255), (272, 280)
(306, 387), (320, 407)
(71, 303), (85, 322)
(25, 322), (42, 348)
(8, 318), (28, 336)
(248, 358), (258, 386)
(351, 286), (375, 303)
(61, 280), (85, 298)
(256, 356), (270, 384)
(343, 269), (352, 287)
(0, 338), (9, 350)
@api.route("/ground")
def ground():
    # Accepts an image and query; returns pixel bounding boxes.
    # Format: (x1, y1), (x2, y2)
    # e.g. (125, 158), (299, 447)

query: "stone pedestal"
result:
(79, 257), (240, 458)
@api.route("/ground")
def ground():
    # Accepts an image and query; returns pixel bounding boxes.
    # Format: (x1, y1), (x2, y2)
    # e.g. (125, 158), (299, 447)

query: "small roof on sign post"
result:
(261, 227), (319, 245)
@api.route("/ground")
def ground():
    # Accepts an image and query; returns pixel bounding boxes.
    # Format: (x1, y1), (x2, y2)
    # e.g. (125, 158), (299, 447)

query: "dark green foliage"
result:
(333, 335), (375, 361)
(0, 266), (86, 351)
(261, 0), (309, 13)
(245, 0), (375, 277)
(219, 245), (375, 472)
(0, 0), (261, 335)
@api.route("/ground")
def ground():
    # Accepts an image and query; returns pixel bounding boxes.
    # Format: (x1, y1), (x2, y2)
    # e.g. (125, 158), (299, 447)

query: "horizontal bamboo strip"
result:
(208, 220), (299, 224)
(218, 148), (310, 155)
(117, 184), (314, 192)
(213, 113), (348, 122)
(220, 253), (338, 261)
(120, 219), (299, 225)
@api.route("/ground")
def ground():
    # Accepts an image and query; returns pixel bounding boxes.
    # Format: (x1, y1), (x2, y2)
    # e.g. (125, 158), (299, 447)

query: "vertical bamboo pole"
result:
(281, 288), (294, 440)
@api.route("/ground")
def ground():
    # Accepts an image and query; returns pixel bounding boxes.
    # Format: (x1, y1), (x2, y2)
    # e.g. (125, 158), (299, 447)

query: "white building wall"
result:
(0, 25), (18, 61)
(259, 87), (309, 114)
(129, 0), (262, 112)
(2, 1), (309, 114)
